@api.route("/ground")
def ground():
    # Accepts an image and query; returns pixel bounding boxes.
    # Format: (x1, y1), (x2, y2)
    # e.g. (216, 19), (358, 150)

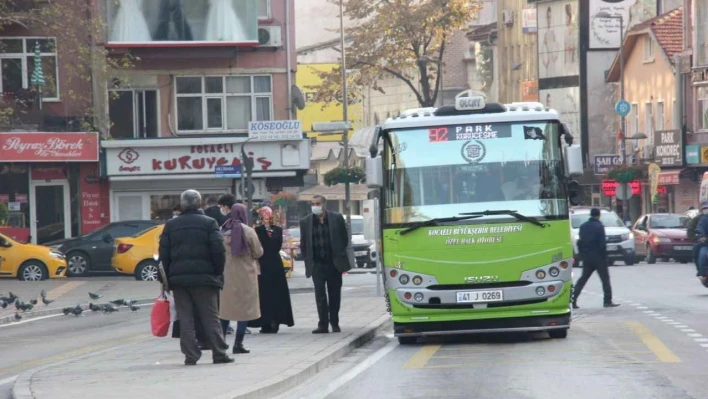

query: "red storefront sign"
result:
(602, 179), (642, 197)
(0, 132), (99, 162)
(658, 171), (680, 185)
(31, 164), (68, 180)
(79, 163), (110, 234)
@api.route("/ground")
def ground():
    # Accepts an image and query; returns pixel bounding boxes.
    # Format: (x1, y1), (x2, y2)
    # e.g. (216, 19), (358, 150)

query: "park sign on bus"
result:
(593, 154), (622, 175)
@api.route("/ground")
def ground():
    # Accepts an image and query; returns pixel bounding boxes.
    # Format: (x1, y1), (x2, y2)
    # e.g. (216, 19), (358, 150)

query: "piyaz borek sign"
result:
(427, 224), (524, 246)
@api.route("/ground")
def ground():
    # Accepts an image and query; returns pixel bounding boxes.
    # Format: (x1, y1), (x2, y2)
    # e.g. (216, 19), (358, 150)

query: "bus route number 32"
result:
(456, 290), (504, 303)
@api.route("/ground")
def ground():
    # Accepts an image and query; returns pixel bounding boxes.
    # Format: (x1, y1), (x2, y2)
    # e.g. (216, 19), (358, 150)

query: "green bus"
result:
(365, 94), (583, 344)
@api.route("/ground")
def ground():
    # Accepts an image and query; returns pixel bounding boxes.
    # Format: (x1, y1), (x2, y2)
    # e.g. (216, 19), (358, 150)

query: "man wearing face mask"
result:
(695, 202), (708, 287)
(300, 195), (353, 334)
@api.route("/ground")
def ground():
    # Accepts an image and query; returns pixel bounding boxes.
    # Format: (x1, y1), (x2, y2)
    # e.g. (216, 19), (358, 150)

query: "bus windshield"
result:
(383, 121), (567, 225)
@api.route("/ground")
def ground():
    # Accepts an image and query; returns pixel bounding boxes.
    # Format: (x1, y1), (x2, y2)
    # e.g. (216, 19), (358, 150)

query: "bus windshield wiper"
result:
(398, 215), (483, 236)
(459, 210), (549, 228)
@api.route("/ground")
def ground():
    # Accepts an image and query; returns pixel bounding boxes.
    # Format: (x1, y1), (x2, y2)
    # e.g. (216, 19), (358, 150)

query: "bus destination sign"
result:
(429, 124), (513, 142)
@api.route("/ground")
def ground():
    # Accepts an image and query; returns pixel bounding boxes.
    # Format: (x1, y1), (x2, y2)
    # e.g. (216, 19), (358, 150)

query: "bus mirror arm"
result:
(369, 126), (383, 158)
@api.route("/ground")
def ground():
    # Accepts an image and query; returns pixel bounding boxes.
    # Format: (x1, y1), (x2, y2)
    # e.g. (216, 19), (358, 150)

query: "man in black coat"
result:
(572, 208), (620, 309)
(204, 196), (227, 227)
(299, 195), (353, 334)
(159, 189), (233, 365)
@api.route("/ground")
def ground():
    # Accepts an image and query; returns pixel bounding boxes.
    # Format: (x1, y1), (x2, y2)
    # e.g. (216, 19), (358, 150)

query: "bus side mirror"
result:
(565, 145), (583, 176)
(366, 156), (383, 188)
(568, 180), (581, 206)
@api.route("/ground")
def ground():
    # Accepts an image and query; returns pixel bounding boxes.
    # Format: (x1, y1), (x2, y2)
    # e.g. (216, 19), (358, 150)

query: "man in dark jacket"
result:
(572, 208), (620, 309)
(299, 195), (353, 334)
(159, 189), (233, 365)
(204, 196), (227, 227)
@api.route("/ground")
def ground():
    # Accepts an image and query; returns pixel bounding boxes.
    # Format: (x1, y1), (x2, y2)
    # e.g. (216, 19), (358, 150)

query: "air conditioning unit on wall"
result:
(257, 26), (282, 47)
(502, 10), (514, 26)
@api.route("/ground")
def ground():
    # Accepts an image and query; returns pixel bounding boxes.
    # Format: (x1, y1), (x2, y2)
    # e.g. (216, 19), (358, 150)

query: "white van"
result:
(570, 207), (636, 266)
(349, 215), (378, 268)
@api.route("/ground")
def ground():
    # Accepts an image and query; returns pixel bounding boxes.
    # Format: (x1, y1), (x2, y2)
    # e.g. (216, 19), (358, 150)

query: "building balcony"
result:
(104, 0), (261, 48)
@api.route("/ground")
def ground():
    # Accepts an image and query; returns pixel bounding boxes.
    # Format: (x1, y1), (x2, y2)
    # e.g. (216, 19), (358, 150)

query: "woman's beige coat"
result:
(219, 224), (264, 321)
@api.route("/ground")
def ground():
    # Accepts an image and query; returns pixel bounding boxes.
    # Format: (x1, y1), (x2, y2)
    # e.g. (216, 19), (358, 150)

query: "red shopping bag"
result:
(151, 291), (171, 337)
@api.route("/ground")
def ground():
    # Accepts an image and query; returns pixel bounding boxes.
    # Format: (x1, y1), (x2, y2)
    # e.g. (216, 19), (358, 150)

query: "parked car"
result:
(0, 232), (67, 281)
(46, 220), (160, 277)
(632, 213), (694, 264)
(112, 225), (164, 281)
(350, 215), (378, 268)
(114, 225), (294, 281)
(570, 207), (635, 266)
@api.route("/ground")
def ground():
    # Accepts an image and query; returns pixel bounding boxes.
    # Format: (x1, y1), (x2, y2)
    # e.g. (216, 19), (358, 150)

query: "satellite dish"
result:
(292, 85), (306, 110)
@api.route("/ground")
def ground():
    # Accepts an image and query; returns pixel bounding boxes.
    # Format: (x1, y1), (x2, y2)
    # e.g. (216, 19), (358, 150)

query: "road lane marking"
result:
(680, 329), (696, 333)
(422, 359), (663, 368)
(637, 306), (649, 309)
(626, 322), (680, 363)
(45, 280), (87, 300)
(687, 333), (703, 337)
(299, 340), (398, 399)
(0, 334), (151, 376)
(0, 313), (63, 328)
(404, 344), (441, 369)
(695, 338), (708, 342)
(0, 375), (17, 386)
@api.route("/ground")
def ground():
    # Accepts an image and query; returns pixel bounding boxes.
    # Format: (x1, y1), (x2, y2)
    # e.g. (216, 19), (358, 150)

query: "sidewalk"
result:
(12, 289), (388, 399)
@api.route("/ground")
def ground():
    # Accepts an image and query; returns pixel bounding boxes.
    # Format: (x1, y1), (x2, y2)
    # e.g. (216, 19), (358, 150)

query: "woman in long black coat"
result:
(250, 206), (294, 333)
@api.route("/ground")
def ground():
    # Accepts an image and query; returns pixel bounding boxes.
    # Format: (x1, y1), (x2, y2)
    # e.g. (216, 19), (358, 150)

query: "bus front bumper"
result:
(393, 313), (570, 337)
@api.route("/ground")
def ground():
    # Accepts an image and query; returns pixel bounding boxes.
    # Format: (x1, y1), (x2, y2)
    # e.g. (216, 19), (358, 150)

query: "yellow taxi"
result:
(112, 225), (164, 281)
(113, 225), (293, 281)
(0, 232), (67, 281)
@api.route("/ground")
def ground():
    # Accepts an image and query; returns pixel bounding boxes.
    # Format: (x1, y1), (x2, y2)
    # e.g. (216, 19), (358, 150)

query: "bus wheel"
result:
(549, 329), (568, 339)
(397, 336), (417, 345)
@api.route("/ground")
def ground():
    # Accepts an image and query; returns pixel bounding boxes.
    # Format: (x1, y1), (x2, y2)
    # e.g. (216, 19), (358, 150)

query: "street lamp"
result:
(597, 11), (630, 219)
(418, 55), (443, 107)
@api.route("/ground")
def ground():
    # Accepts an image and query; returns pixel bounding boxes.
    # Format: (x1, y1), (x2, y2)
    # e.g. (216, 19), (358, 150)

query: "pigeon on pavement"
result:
(0, 300), (6, 309)
(29, 298), (38, 306)
(41, 297), (54, 306)
(130, 304), (140, 312)
(62, 307), (73, 315)
(88, 292), (102, 300)
(71, 305), (83, 317)
(89, 303), (102, 312)
(109, 299), (126, 306)
(40, 289), (47, 299)
(0, 292), (18, 304)
(103, 304), (119, 313)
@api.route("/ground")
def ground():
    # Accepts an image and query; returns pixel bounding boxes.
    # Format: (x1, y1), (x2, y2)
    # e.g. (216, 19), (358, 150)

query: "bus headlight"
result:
(549, 267), (560, 277)
(536, 270), (546, 279)
(414, 293), (424, 302)
(399, 274), (410, 285)
(536, 286), (546, 296)
(412, 276), (423, 285)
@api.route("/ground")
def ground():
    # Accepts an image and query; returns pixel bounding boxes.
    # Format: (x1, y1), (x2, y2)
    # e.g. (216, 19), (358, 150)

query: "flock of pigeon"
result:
(0, 290), (140, 322)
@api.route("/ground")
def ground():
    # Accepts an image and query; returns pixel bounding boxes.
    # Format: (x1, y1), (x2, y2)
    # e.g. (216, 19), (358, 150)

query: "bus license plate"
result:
(456, 290), (503, 303)
(675, 246), (692, 251)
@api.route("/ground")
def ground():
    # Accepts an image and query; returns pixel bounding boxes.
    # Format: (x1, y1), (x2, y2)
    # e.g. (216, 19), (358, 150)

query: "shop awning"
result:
(658, 171), (681, 185)
(297, 184), (371, 201)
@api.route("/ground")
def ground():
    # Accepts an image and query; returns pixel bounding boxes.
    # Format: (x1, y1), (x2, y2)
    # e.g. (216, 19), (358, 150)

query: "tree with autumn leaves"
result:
(309, 0), (483, 108)
(0, 0), (136, 132)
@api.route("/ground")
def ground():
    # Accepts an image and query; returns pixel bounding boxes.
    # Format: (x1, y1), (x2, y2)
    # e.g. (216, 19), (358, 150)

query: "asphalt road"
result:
(278, 261), (708, 399)
(0, 262), (379, 399)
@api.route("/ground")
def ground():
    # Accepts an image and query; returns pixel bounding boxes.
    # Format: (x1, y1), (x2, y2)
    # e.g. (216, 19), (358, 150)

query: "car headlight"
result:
(621, 233), (632, 241)
(652, 236), (671, 243)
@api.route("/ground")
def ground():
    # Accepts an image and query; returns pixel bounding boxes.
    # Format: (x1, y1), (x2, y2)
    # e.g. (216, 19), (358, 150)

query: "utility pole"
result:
(339, 0), (351, 237)
(618, 16), (630, 223)
(241, 139), (254, 225)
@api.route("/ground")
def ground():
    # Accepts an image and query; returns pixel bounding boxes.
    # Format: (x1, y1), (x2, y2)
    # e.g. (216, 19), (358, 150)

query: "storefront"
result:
(102, 137), (311, 222)
(0, 132), (104, 244)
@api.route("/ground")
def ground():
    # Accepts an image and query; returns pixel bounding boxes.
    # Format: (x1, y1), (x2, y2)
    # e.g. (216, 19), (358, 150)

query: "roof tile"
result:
(630, 7), (683, 61)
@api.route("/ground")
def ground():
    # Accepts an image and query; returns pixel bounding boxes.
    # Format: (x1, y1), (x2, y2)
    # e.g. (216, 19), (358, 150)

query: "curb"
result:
(213, 314), (391, 399)
(0, 287), (314, 326)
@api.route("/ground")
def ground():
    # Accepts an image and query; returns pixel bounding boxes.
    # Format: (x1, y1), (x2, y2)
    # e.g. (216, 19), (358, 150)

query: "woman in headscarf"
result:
(250, 206), (295, 333)
(218, 204), (263, 354)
